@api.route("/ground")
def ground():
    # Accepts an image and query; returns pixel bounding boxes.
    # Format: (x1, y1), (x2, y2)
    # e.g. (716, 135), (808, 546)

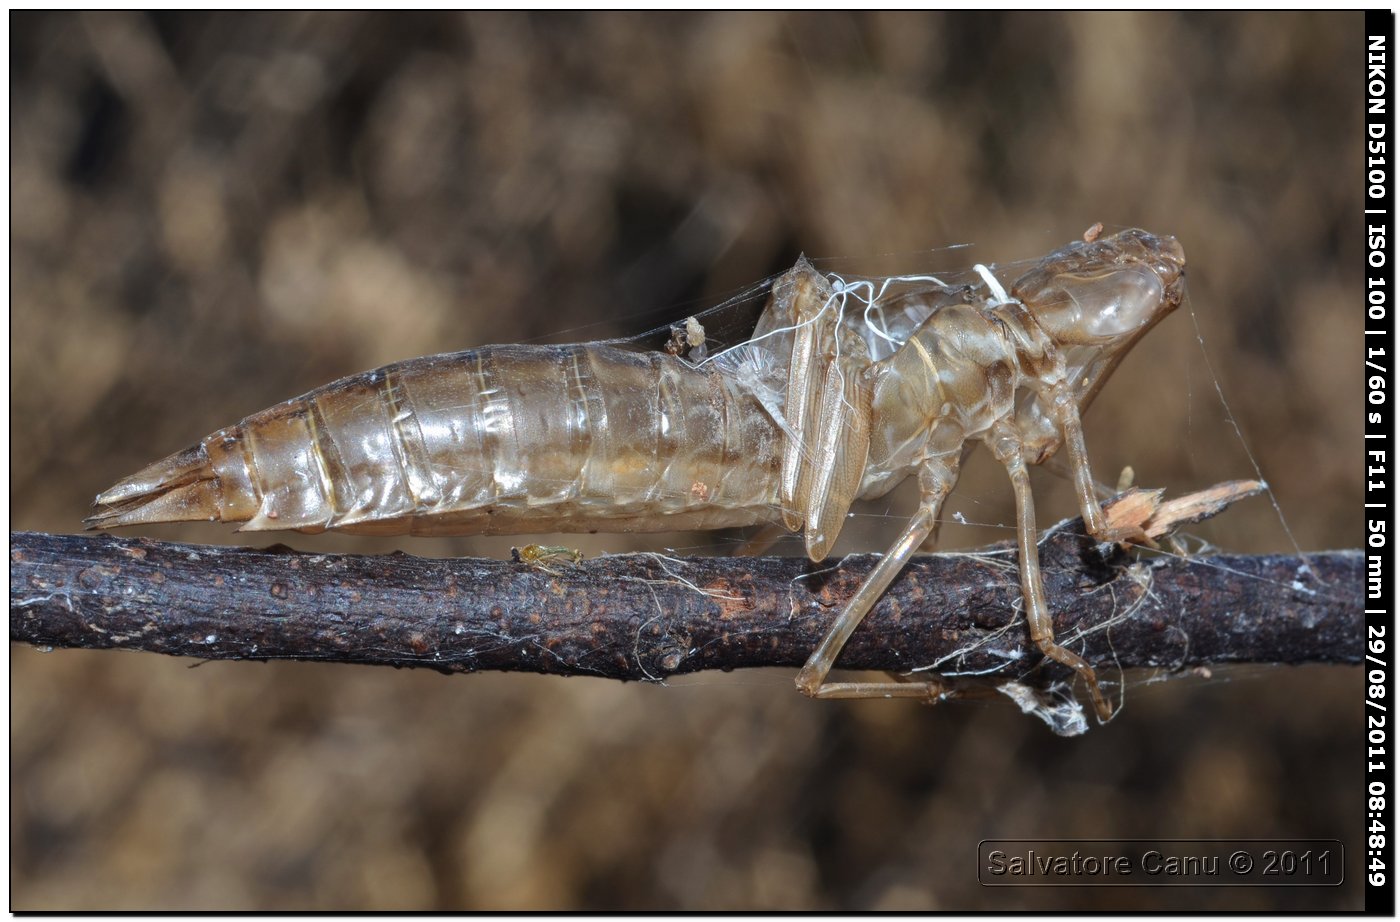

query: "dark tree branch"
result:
(10, 509), (1361, 689)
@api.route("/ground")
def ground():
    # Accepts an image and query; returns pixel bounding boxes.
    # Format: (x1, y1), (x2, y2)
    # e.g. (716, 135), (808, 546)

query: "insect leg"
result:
(1052, 388), (1112, 541)
(800, 674), (957, 701)
(795, 461), (957, 700)
(918, 444), (974, 552)
(989, 425), (1114, 722)
(914, 488), (950, 555)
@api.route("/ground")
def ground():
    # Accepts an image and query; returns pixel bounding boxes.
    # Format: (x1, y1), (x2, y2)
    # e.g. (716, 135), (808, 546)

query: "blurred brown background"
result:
(11, 11), (1362, 910)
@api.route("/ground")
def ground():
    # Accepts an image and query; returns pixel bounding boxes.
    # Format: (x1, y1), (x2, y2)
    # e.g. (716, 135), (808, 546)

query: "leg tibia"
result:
(995, 431), (1114, 722)
(795, 459), (958, 699)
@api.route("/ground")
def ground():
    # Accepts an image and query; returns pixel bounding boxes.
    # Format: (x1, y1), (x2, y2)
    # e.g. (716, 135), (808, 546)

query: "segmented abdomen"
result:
(91, 344), (786, 536)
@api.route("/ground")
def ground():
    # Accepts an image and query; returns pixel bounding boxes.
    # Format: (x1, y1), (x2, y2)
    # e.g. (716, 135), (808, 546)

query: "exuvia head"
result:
(1005, 228), (1187, 462)
(1012, 228), (1186, 349)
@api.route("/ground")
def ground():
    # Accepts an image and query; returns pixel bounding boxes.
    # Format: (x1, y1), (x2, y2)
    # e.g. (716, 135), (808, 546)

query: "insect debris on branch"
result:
(64, 227), (1354, 729)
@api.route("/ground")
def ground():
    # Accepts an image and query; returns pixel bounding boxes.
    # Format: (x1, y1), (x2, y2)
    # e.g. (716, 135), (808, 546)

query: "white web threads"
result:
(1183, 295), (1320, 584)
(998, 681), (1089, 736)
(696, 277), (838, 370)
(973, 263), (1015, 307)
(705, 257), (1023, 489)
(702, 264), (963, 373)
(837, 277), (899, 349)
(828, 270), (956, 355)
(702, 270), (857, 415)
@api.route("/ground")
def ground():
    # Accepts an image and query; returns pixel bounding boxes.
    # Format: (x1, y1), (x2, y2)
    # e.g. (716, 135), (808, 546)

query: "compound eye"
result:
(1033, 265), (1165, 344)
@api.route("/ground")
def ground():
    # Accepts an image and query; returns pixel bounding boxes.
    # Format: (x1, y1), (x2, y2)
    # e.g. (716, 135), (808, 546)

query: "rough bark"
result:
(10, 521), (1361, 686)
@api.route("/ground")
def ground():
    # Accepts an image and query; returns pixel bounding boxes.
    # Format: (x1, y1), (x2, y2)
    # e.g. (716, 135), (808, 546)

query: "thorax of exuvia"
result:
(857, 300), (1061, 499)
